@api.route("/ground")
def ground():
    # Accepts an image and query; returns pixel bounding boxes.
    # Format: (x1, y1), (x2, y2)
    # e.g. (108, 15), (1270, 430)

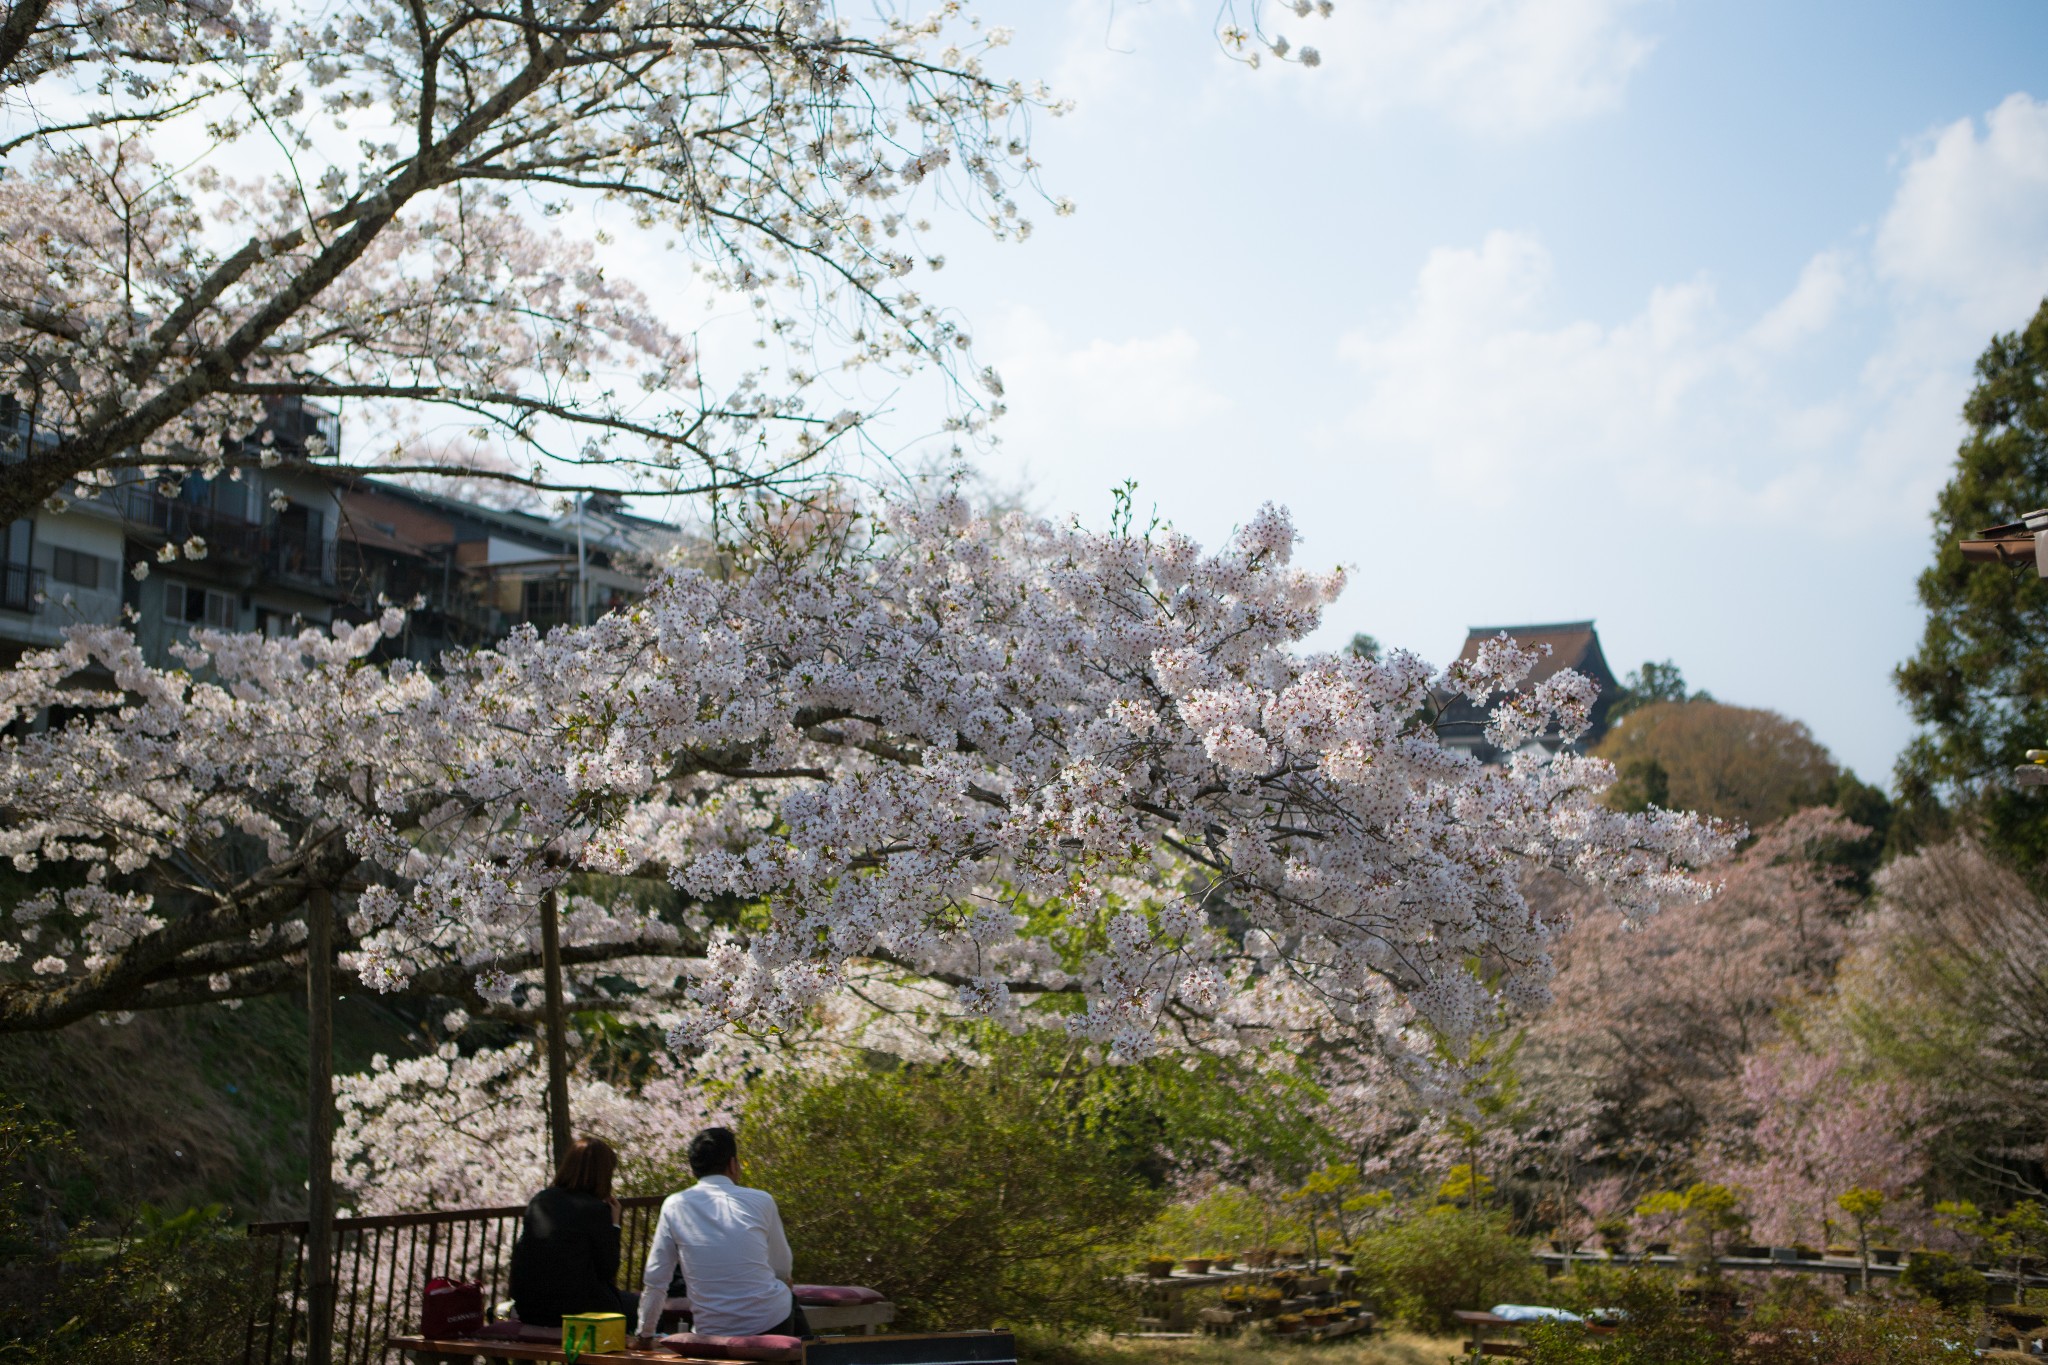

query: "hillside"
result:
(0, 994), (433, 1225)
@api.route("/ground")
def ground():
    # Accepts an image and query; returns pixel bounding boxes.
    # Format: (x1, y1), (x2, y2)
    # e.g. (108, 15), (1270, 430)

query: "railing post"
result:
(307, 889), (337, 1365)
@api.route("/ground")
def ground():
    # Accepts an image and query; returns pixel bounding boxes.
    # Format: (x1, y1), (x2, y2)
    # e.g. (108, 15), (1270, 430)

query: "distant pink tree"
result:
(1703, 1042), (1931, 1247)
(1533, 808), (1868, 1154)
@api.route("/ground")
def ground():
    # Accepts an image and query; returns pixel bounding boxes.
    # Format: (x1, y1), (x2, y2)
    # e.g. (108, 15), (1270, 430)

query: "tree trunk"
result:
(540, 887), (572, 1168)
(305, 889), (336, 1365)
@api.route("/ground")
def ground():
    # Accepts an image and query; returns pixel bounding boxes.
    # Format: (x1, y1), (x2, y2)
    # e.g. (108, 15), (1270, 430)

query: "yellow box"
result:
(561, 1312), (628, 1359)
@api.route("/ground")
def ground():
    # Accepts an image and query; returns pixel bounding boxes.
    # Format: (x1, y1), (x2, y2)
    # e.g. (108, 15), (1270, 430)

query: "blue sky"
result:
(878, 0), (2048, 787)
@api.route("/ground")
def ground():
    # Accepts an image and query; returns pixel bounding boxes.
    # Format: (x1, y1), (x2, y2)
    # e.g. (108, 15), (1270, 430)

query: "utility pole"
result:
(540, 887), (573, 1166)
(305, 888), (336, 1365)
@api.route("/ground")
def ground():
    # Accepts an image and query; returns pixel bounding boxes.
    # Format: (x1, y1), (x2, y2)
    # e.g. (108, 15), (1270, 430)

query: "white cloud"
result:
(987, 306), (1227, 445)
(1298, 0), (1656, 134)
(1334, 94), (2048, 532)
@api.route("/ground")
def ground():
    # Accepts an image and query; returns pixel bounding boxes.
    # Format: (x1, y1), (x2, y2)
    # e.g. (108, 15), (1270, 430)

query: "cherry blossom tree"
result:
(0, 1), (1066, 523)
(1529, 808), (1867, 1157)
(1701, 1041), (1930, 1249)
(0, 2), (1341, 524)
(0, 493), (1730, 1055)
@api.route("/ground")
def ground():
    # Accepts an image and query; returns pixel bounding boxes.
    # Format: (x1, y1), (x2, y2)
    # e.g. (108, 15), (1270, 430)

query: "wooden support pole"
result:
(306, 888), (336, 1365)
(540, 887), (572, 1169)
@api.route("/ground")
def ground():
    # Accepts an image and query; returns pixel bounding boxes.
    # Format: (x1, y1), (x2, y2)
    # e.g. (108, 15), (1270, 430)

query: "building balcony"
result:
(0, 564), (44, 614)
(113, 486), (263, 561)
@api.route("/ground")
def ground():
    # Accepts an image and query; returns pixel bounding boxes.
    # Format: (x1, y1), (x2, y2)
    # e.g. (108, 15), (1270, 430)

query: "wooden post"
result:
(306, 888), (336, 1365)
(540, 887), (572, 1168)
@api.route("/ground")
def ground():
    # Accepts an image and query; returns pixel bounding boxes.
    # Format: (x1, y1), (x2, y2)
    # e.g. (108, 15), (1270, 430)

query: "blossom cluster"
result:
(0, 493), (1730, 1062)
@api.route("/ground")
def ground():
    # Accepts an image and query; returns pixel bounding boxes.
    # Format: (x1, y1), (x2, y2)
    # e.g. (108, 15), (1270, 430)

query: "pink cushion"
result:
(793, 1285), (884, 1306)
(656, 1333), (804, 1362)
(469, 1322), (562, 1342)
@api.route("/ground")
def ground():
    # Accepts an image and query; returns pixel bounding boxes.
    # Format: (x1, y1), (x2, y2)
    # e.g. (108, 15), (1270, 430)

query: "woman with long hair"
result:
(508, 1137), (637, 1326)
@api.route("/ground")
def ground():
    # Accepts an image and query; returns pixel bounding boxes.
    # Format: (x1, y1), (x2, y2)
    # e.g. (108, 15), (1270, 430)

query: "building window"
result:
(164, 581), (236, 629)
(48, 546), (105, 591)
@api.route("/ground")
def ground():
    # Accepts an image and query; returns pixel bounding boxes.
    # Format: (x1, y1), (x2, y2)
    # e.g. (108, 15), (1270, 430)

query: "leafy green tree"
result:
(1897, 297), (2048, 874)
(1607, 660), (1704, 725)
(1346, 633), (1381, 661)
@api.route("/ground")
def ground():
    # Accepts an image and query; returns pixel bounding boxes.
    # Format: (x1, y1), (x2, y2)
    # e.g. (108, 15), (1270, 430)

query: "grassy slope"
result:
(0, 993), (431, 1224)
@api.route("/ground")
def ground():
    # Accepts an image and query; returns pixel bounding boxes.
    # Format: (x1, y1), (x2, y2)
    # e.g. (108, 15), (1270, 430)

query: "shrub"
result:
(677, 1034), (1165, 1333)
(0, 1099), (259, 1365)
(1524, 1271), (1973, 1365)
(1899, 1250), (1989, 1310)
(1349, 1205), (1546, 1334)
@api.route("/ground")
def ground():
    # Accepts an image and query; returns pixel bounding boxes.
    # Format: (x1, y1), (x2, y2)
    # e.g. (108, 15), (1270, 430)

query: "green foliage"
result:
(695, 1031), (1172, 1333)
(1146, 1187), (1302, 1259)
(1935, 1198), (2048, 1304)
(0, 1099), (259, 1365)
(1345, 633), (1381, 662)
(1633, 1184), (1747, 1267)
(1524, 1271), (1972, 1365)
(1608, 660), (1701, 726)
(1899, 1250), (1989, 1311)
(1896, 295), (2048, 875)
(1348, 1205), (1545, 1334)
(1435, 1163), (1494, 1207)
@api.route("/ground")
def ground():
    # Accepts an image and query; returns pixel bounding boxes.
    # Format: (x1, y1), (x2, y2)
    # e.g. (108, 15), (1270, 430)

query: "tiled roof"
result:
(1455, 620), (1617, 689)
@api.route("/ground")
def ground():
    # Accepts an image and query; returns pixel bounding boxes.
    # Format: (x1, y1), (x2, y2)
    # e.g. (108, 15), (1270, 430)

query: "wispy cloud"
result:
(1298, 0), (1657, 134)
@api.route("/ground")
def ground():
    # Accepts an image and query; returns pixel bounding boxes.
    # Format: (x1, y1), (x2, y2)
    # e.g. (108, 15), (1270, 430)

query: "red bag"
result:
(422, 1276), (486, 1337)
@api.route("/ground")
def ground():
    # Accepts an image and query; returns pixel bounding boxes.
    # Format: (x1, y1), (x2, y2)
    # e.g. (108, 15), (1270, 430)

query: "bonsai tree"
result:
(1939, 1200), (2048, 1307)
(1836, 1187), (1895, 1294)
(1637, 1183), (1748, 1271)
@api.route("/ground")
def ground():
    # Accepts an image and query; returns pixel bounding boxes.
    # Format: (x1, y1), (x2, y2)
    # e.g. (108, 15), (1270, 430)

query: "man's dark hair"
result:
(688, 1126), (738, 1178)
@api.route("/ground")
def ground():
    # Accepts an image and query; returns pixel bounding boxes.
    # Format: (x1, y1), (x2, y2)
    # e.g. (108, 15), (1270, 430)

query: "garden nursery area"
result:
(9, 2), (2048, 1365)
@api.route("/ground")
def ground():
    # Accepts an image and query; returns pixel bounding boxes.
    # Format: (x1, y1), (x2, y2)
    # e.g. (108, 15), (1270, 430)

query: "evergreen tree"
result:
(1896, 298), (2048, 872)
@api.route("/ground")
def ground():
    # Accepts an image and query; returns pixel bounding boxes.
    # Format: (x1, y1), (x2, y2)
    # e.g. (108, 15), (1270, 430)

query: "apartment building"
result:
(0, 397), (682, 670)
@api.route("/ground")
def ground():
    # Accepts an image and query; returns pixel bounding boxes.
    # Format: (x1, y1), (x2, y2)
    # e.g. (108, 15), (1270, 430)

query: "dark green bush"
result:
(1348, 1205), (1546, 1334)
(1900, 1250), (1989, 1310)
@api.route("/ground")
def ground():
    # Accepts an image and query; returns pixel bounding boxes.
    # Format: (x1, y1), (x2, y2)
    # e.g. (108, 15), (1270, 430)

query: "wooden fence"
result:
(243, 1195), (667, 1365)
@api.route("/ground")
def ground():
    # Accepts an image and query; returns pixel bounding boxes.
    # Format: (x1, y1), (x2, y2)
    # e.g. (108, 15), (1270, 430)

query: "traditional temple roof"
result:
(1439, 619), (1620, 761)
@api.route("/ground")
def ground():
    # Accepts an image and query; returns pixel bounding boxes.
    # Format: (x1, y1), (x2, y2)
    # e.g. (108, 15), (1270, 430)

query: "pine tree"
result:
(1896, 297), (2048, 871)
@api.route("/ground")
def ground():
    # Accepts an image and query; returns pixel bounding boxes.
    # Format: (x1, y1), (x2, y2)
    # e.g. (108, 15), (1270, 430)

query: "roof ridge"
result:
(1463, 620), (1596, 635)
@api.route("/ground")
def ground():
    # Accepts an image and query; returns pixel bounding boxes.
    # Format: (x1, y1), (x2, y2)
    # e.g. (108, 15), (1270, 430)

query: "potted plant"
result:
(1208, 1251), (1235, 1272)
(1793, 1243), (1820, 1261)
(1182, 1256), (1212, 1275)
(1597, 1217), (1630, 1258)
(1243, 1248), (1274, 1269)
(1873, 1246), (1901, 1266)
(1271, 1314), (1303, 1335)
(1338, 1300), (1366, 1318)
(1646, 1241), (1671, 1256)
(1142, 1255), (1176, 1278)
(1254, 1287), (1284, 1319)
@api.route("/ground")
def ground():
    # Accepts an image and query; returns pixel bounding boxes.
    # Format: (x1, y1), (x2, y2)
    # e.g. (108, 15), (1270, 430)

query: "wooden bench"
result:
(657, 1296), (897, 1336)
(1453, 1311), (1529, 1359)
(393, 1330), (1017, 1365)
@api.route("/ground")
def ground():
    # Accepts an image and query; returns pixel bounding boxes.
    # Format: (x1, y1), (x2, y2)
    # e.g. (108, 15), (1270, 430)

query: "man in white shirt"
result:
(635, 1127), (810, 1343)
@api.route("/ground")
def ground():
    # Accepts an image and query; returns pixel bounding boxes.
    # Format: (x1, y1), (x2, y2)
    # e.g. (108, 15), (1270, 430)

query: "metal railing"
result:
(114, 485), (264, 560)
(0, 563), (43, 614)
(244, 1195), (667, 1365)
